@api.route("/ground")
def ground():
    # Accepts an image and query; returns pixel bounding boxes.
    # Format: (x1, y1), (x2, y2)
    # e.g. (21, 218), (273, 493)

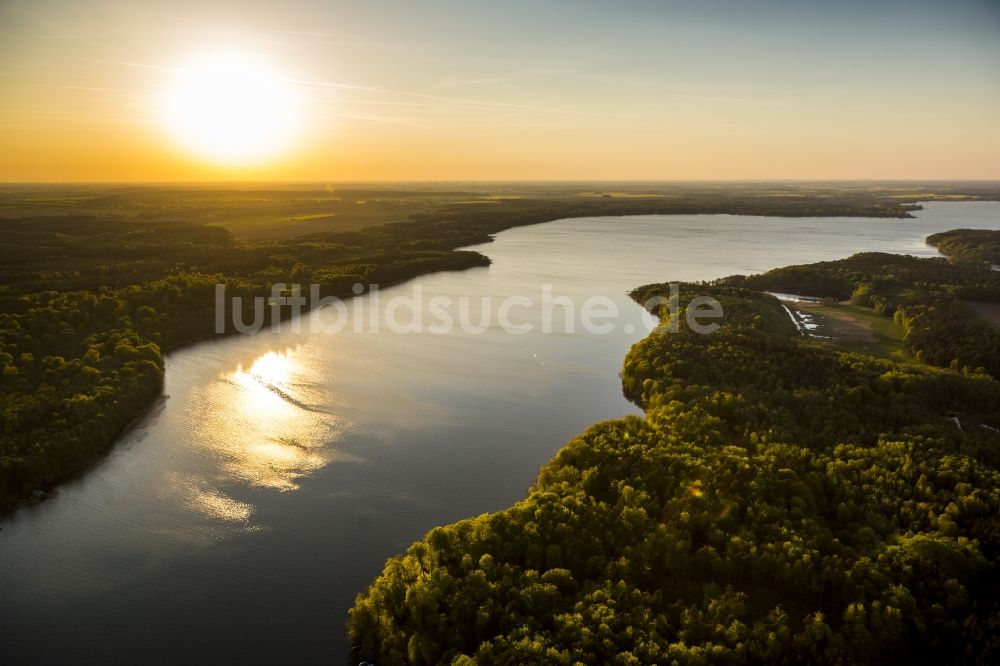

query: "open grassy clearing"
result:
(794, 301), (908, 360)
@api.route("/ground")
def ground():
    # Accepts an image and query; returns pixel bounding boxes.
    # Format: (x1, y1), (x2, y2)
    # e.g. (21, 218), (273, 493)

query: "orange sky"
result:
(2, 0), (999, 181)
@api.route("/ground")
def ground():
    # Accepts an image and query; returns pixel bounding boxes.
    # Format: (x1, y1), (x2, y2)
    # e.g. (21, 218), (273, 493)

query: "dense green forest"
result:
(8, 187), (984, 509)
(0, 210), (513, 506)
(717, 252), (1000, 378)
(3, 186), (1000, 660)
(928, 229), (1000, 267)
(349, 250), (1000, 663)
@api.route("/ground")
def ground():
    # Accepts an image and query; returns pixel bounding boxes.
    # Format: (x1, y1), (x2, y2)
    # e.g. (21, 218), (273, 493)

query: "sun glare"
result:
(161, 53), (302, 164)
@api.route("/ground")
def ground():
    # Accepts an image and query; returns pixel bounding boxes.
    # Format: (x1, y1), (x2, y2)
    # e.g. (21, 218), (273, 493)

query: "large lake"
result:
(2, 201), (999, 663)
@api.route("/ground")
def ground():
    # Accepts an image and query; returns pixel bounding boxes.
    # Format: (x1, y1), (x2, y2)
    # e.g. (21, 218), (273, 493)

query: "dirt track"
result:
(796, 302), (876, 342)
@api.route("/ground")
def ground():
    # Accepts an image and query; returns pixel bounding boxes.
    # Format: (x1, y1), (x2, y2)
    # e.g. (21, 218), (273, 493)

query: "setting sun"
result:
(2, 1), (1000, 662)
(160, 53), (302, 164)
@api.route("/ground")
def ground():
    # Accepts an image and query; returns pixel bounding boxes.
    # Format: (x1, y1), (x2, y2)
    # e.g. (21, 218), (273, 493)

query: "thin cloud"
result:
(434, 76), (512, 89)
(286, 78), (379, 92)
(89, 59), (177, 72)
(91, 59), (572, 119)
(672, 93), (755, 103)
(391, 89), (534, 111)
(274, 30), (349, 40)
(291, 76), (541, 112)
(59, 85), (129, 92)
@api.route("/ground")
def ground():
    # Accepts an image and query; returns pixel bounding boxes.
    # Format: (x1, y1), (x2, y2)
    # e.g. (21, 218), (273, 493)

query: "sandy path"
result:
(795, 301), (877, 342)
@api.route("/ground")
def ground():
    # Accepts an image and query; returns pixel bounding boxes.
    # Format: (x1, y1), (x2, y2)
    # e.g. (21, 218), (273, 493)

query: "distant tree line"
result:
(928, 229), (1000, 266)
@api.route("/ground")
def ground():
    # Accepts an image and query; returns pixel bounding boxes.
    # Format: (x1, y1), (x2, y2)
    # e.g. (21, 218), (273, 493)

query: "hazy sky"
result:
(1, 0), (999, 181)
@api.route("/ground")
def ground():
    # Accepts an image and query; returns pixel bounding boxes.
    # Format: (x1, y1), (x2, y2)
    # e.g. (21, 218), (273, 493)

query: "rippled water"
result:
(2, 202), (998, 664)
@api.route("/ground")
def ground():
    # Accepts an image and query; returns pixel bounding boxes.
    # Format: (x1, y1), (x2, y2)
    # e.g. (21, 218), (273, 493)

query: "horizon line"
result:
(2, 178), (1000, 186)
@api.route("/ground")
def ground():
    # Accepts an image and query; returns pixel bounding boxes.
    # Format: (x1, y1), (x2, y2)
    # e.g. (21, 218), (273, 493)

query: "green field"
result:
(803, 302), (908, 361)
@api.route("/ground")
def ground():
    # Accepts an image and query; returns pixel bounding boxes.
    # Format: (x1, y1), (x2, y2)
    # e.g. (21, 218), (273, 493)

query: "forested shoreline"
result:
(1, 190), (965, 511)
(348, 241), (1000, 664)
(928, 229), (1000, 267)
(3, 188), (1000, 661)
(715, 248), (1000, 377)
(0, 214), (492, 509)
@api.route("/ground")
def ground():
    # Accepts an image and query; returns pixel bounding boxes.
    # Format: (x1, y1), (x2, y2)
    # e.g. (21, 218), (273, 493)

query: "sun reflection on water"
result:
(220, 349), (338, 490)
(235, 350), (295, 409)
(176, 348), (347, 522)
(188, 486), (255, 524)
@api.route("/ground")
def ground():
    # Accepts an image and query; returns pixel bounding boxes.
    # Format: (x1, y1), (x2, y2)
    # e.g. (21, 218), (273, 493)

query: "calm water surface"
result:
(2, 202), (999, 664)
